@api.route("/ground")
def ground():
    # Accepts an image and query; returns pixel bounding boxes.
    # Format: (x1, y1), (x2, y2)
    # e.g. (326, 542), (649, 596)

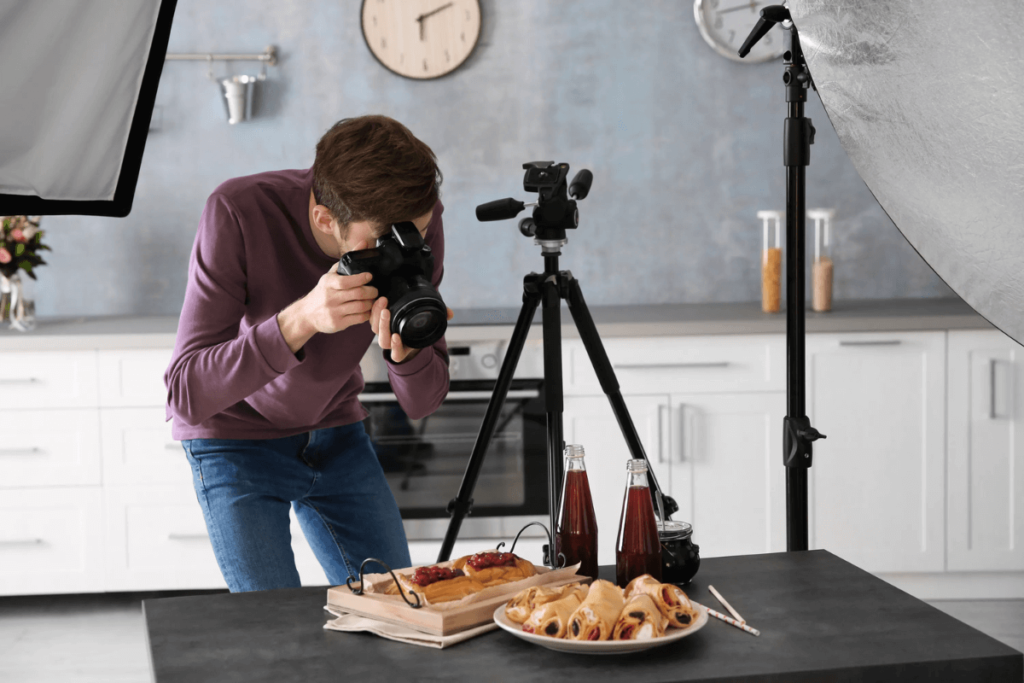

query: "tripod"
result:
(437, 162), (679, 565)
(740, 7), (826, 551)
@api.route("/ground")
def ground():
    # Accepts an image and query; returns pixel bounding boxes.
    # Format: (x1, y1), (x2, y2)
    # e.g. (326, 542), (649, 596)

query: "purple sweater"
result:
(164, 168), (449, 440)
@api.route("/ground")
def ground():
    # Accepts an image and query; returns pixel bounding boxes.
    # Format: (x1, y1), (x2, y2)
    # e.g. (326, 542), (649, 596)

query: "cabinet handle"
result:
(0, 447), (42, 456)
(615, 362), (730, 370)
(990, 359), (997, 420)
(168, 533), (210, 541)
(0, 538), (44, 546)
(838, 340), (902, 347)
(678, 405), (685, 463)
(657, 404), (667, 464)
(988, 359), (1011, 420)
(165, 442), (182, 451)
(0, 378), (41, 385)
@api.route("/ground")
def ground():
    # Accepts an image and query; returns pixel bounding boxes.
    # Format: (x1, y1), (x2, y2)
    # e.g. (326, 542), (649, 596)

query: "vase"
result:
(0, 273), (36, 332)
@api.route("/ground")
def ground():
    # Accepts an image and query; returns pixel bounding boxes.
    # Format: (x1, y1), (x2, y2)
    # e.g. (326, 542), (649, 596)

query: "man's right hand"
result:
(277, 249), (379, 354)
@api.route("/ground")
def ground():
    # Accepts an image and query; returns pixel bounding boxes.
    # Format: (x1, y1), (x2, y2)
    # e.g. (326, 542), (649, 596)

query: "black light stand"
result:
(436, 162), (679, 565)
(740, 8), (826, 552)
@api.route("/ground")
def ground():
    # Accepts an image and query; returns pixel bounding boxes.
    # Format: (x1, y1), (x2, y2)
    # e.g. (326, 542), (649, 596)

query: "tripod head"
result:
(476, 161), (593, 251)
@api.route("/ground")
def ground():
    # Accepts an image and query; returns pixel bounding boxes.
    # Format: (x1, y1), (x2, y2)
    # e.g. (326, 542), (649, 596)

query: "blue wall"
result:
(36, 0), (951, 317)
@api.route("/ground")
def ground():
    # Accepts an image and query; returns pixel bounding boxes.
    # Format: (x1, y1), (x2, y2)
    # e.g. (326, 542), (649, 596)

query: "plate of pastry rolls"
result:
(494, 574), (707, 653)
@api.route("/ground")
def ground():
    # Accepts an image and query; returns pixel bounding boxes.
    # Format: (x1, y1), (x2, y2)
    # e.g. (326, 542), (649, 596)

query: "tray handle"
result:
(346, 557), (422, 609)
(496, 521), (566, 568)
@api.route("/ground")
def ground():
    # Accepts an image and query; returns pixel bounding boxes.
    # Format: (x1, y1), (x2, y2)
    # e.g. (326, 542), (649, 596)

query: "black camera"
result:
(337, 222), (447, 349)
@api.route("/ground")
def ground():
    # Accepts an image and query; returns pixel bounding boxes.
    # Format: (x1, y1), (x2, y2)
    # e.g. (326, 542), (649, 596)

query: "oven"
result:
(359, 339), (549, 541)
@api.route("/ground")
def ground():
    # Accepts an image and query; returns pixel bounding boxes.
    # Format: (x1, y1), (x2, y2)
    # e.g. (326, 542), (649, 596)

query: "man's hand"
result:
(277, 245), (378, 354)
(371, 299), (455, 363)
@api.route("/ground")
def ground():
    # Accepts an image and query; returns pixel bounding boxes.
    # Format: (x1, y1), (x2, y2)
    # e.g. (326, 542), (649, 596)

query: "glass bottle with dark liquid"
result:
(616, 458), (662, 587)
(554, 444), (599, 580)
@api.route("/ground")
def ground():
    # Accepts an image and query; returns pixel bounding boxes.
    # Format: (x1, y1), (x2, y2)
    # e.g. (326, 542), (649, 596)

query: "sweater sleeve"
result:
(164, 192), (302, 427)
(385, 201), (450, 420)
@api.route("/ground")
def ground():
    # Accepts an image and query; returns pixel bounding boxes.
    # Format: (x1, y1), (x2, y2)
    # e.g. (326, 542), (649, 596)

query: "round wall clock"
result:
(693, 0), (784, 63)
(361, 0), (482, 80)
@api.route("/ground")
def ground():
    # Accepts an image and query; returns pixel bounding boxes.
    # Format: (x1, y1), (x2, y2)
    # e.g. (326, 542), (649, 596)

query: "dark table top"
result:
(143, 550), (1022, 683)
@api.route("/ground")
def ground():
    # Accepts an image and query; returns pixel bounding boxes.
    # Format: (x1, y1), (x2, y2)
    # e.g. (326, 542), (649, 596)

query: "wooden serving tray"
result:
(326, 571), (587, 636)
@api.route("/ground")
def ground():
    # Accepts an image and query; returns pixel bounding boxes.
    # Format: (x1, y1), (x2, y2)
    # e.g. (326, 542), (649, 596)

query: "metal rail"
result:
(165, 45), (277, 65)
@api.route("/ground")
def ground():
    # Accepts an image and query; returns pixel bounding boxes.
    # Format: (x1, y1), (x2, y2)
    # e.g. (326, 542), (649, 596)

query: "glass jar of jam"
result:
(658, 520), (700, 586)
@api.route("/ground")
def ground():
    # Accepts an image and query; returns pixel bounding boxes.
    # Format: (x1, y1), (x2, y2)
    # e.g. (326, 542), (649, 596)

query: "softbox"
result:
(788, 0), (1024, 345)
(0, 0), (177, 217)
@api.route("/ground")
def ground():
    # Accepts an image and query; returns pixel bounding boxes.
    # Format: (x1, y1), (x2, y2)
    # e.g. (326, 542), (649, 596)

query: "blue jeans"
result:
(182, 422), (411, 592)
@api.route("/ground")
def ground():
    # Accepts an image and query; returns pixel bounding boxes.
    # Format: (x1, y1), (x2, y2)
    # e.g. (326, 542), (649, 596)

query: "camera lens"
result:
(392, 299), (447, 348)
(407, 310), (439, 331)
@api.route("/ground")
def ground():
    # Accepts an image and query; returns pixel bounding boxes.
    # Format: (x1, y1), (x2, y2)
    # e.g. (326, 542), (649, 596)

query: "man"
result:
(164, 115), (451, 592)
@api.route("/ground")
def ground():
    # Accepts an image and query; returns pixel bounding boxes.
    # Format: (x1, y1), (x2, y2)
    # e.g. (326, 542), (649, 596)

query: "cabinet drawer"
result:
(0, 351), (98, 409)
(0, 409), (101, 488)
(565, 335), (784, 395)
(0, 487), (104, 595)
(104, 485), (225, 591)
(104, 484), (328, 591)
(101, 408), (189, 486)
(98, 348), (173, 407)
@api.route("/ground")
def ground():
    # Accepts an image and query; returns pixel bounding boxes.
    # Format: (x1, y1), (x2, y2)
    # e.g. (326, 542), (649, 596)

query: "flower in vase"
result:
(0, 215), (48, 280)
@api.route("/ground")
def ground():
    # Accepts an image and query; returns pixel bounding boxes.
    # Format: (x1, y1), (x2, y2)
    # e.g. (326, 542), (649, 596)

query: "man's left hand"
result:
(371, 298), (455, 363)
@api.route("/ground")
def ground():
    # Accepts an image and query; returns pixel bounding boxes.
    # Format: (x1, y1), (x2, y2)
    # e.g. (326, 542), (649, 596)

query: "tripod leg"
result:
(437, 289), (542, 562)
(564, 276), (678, 519)
(541, 273), (565, 559)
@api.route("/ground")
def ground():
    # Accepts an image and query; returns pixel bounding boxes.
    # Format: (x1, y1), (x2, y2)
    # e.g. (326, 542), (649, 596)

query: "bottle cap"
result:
(564, 444), (586, 458)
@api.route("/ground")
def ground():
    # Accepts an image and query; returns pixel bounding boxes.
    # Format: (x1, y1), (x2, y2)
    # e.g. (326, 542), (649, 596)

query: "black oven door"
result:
(361, 379), (548, 519)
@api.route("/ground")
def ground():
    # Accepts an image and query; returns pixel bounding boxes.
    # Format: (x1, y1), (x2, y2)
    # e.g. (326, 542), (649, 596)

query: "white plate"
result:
(492, 601), (708, 654)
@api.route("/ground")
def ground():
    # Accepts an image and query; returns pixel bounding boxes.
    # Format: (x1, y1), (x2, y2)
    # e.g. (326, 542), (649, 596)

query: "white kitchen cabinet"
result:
(0, 350), (99, 409)
(0, 487), (104, 595)
(103, 484), (330, 591)
(668, 392), (787, 559)
(3, 322), (1022, 599)
(104, 484), (225, 591)
(98, 348), (173, 407)
(100, 408), (189, 486)
(564, 335), (785, 396)
(0, 409), (101, 488)
(562, 395), (672, 566)
(562, 391), (786, 565)
(947, 330), (1024, 572)
(806, 332), (946, 573)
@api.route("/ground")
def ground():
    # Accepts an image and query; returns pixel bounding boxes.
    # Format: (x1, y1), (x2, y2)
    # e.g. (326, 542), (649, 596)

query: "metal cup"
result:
(220, 75), (255, 124)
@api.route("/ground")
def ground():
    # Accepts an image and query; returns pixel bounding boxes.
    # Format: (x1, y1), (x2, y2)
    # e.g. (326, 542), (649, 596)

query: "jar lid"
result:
(657, 520), (693, 540)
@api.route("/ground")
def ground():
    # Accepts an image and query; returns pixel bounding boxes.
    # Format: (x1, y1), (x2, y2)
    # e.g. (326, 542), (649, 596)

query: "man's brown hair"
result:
(312, 115), (441, 231)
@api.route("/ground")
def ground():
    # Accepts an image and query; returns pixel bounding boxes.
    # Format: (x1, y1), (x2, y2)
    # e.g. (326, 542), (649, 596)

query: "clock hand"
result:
(416, 2), (454, 23)
(717, 1), (762, 15)
(416, 2), (453, 41)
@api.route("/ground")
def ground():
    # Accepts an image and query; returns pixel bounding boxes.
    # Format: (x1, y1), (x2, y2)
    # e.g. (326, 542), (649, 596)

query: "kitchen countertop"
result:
(0, 297), (996, 351)
(142, 550), (1022, 683)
